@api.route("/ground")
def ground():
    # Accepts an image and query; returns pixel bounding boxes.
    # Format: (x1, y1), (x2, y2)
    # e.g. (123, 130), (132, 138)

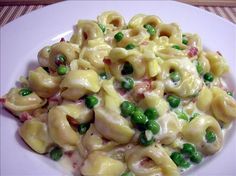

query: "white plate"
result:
(1, 1), (236, 175)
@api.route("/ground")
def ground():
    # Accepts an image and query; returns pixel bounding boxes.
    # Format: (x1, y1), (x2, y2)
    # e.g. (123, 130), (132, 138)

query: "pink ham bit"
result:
(48, 93), (62, 103)
(188, 47), (198, 58)
(141, 41), (149, 45)
(216, 51), (222, 56)
(117, 88), (127, 96)
(60, 38), (65, 42)
(103, 58), (112, 65)
(134, 79), (152, 99)
(19, 112), (33, 122)
(0, 98), (6, 104)
(140, 157), (153, 167)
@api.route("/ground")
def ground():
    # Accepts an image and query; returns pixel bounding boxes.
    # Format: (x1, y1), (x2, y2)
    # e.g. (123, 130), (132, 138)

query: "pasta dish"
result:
(1, 11), (236, 176)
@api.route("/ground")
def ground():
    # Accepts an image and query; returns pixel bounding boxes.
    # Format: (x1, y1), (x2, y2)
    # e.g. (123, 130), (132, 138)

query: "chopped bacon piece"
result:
(188, 47), (198, 58)
(117, 88), (127, 96)
(103, 58), (112, 65)
(67, 116), (79, 126)
(216, 51), (222, 56)
(133, 79), (152, 100)
(141, 41), (149, 45)
(83, 32), (88, 40)
(48, 93), (62, 103)
(140, 157), (154, 167)
(0, 98), (5, 104)
(19, 112), (33, 122)
(65, 151), (74, 158)
(60, 38), (65, 42)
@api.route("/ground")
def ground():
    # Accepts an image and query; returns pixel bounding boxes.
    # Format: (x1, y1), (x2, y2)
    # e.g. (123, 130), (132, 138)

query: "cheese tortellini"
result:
(125, 144), (179, 176)
(2, 11), (236, 176)
(60, 69), (101, 100)
(182, 115), (223, 155)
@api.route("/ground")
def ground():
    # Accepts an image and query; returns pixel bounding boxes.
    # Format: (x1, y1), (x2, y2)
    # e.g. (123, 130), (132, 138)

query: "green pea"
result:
(55, 54), (66, 66)
(120, 101), (135, 117)
(196, 62), (204, 75)
(181, 143), (196, 155)
(121, 77), (134, 90)
(144, 24), (156, 36)
(139, 131), (154, 146)
(78, 123), (90, 134)
(180, 160), (191, 168)
(172, 45), (182, 50)
(144, 108), (159, 120)
(190, 151), (202, 164)
(227, 91), (233, 97)
(50, 147), (63, 161)
(57, 65), (68, 75)
(114, 32), (124, 42)
(203, 72), (214, 82)
(205, 130), (216, 143)
(167, 95), (181, 108)
(125, 43), (135, 50)
(19, 88), (32, 96)
(85, 95), (98, 109)
(99, 72), (108, 80)
(121, 172), (134, 176)
(175, 110), (188, 121)
(190, 112), (200, 121)
(170, 152), (191, 168)
(146, 120), (160, 134)
(98, 23), (106, 33)
(169, 71), (181, 82)
(131, 110), (148, 125)
(121, 62), (133, 75)
(182, 38), (188, 45)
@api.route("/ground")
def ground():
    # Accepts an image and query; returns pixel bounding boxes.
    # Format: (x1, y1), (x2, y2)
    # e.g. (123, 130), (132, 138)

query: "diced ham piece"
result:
(0, 98), (5, 104)
(141, 41), (149, 45)
(103, 58), (112, 65)
(48, 93), (62, 103)
(216, 51), (222, 56)
(67, 116), (79, 126)
(188, 47), (198, 58)
(19, 112), (33, 122)
(117, 88), (127, 96)
(60, 38), (65, 42)
(133, 79), (152, 100)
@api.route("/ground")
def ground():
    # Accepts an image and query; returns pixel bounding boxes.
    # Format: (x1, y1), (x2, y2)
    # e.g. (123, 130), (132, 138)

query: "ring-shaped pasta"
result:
(48, 106), (79, 150)
(19, 119), (53, 154)
(196, 86), (213, 112)
(28, 67), (61, 98)
(60, 70), (101, 100)
(94, 107), (135, 144)
(38, 46), (51, 67)
(125, 144), (179, 176)
(206, 51), (229, 76)
(116, 28), (150, 47)
(139, 93), (169, 117)
(81, 151), (126, 176)
(129, 14), (162, 28)
(156, 112), (182, 145)
(3, 88), (46, 116)
(70, 20), (104, 47)
(108, 48), (146, 79)
(82, 124), (118, 153)
(156, 23), (182, 44)
(182, 115), (223, 155)
(49, 42), (79, 70)
(79, 38), (112, 72)
(211, 86), (236, 123)
(98, 11), (126, 31)
(158, 58), (202, 97)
